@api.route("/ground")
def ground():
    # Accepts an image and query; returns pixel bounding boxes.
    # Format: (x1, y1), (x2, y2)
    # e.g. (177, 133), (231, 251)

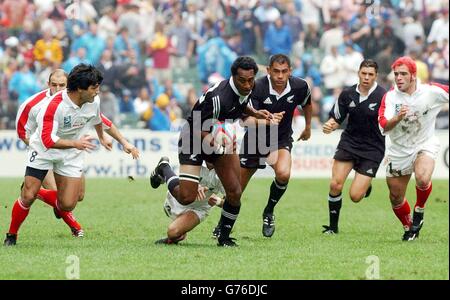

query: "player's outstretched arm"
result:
(322, 118), (340, 134)
(53, 135), (96, 150)
(95, 122), (113, 151)
(298, 103), (312, 141)
(244, 106), (273, 120)
(105, 123), (140, 159)
(241, 111), (285, 127)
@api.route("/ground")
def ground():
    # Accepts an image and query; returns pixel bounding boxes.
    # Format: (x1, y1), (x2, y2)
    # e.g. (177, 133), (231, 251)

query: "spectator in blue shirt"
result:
(8, 63), (41, 104)
(263, 18), (293, 56)
(119, 89), (136, 114)
(61, 47), (90, 73)
(148, 93), (171, 131)
(71, 23), (106, 65)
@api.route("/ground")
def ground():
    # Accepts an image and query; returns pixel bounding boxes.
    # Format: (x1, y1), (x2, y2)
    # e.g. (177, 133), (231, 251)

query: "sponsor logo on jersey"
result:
(349, 101), (356, 108)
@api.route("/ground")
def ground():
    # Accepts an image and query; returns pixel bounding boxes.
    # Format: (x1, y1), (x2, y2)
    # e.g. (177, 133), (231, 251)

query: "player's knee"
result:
(349, 191), (364, 203)
(178, 190), (196, 206)
(275, 171), (290, 185)
(415, 176), (431, 189)
(21, 189), (36, 205)
(330, 180), (344, 194)
(225, 186), (242, 203)
(78, 193), (84, 202)
(167, 225), (183, 240)
(388, 190), (403, 203)
(58, 202), (75, 212)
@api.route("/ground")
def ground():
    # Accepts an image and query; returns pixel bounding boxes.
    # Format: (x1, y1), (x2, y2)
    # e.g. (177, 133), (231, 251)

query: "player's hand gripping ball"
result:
(211, 121), (236, 154)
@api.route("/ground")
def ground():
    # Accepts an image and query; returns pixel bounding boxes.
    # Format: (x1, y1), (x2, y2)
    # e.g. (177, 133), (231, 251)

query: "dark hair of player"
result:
(231, 56), (259, 76)
(67, 63), (104, 91)
(269, 54), (291, 68)
(359, 59), (379, 73)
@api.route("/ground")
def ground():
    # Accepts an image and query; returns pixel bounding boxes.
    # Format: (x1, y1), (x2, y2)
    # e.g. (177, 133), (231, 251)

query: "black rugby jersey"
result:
(248, 75), (311, 142)
(186, 77), (251, 132)
(329, 83), (387, 163)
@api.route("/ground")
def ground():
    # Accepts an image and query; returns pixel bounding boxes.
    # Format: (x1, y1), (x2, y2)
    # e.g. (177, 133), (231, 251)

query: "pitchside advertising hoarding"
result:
(0, 129), (448, 178)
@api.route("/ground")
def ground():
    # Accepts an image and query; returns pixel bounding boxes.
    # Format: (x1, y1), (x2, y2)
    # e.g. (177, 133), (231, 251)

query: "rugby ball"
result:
(211, 121), (236, 148)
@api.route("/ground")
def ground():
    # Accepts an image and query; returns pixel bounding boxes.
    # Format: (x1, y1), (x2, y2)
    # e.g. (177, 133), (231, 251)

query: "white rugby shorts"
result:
(163, 192), (211, 222)
(385, 139), (440, 177)
(27, 146), (85, 178)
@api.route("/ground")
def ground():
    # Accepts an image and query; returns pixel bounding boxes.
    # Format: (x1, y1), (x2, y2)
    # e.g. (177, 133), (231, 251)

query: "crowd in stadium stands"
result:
(0, 0), (448, 131)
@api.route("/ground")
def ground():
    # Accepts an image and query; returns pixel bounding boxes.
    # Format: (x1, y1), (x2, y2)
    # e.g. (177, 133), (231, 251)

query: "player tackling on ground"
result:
(154, 161), (225, 245)
(322, 59), (387, 234)
(378, 56), (448, 241)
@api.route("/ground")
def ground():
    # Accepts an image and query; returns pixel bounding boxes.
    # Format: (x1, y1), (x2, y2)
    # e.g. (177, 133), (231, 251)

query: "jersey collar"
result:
(62, 89), (81, 109)
(268, 75), (291, 99)
(229, 77), (250, 104)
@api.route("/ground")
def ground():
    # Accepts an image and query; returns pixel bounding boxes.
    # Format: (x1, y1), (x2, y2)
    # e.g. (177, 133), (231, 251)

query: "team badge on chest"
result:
(63, 116), (72, 128)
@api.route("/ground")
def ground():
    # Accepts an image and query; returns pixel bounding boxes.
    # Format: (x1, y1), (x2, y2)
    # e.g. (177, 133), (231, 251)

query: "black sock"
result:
(167, 176), (179, 196)
(160, 164), (176, 182)
(219, 199), (240, 239)
(264, 179), (288, 214)
(328, 193), (342, 230)
(160, 164), (179, 195)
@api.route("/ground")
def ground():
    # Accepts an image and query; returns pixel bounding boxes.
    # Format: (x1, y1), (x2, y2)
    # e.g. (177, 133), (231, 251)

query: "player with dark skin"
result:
(151, 56), (283, 246)
(214, 54), (312, 238)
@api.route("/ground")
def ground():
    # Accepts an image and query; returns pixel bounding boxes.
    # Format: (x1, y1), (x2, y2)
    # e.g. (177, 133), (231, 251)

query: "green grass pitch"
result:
(0, 178), (448, 279)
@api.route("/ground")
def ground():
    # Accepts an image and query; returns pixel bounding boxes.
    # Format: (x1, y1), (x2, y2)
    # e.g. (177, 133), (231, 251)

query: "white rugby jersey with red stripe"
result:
(29, 89), (103, 153)
(378, 82), (449, 156)
(15, 89), (51, 140)
(16, 89), (112, 143)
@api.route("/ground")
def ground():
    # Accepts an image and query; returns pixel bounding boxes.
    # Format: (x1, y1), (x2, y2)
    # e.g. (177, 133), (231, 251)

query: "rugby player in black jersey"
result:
(150, 56), (283, 246)
(322, 59), (387, 235)
(214, 53), (313, 238)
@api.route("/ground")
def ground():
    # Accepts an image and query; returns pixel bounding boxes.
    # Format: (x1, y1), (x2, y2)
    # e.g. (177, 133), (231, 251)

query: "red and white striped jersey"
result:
(15, 89), (51, 140)
(16, 89), (113, 143)
(378, 82), (449, 156)
(30, 89), (102, 151)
